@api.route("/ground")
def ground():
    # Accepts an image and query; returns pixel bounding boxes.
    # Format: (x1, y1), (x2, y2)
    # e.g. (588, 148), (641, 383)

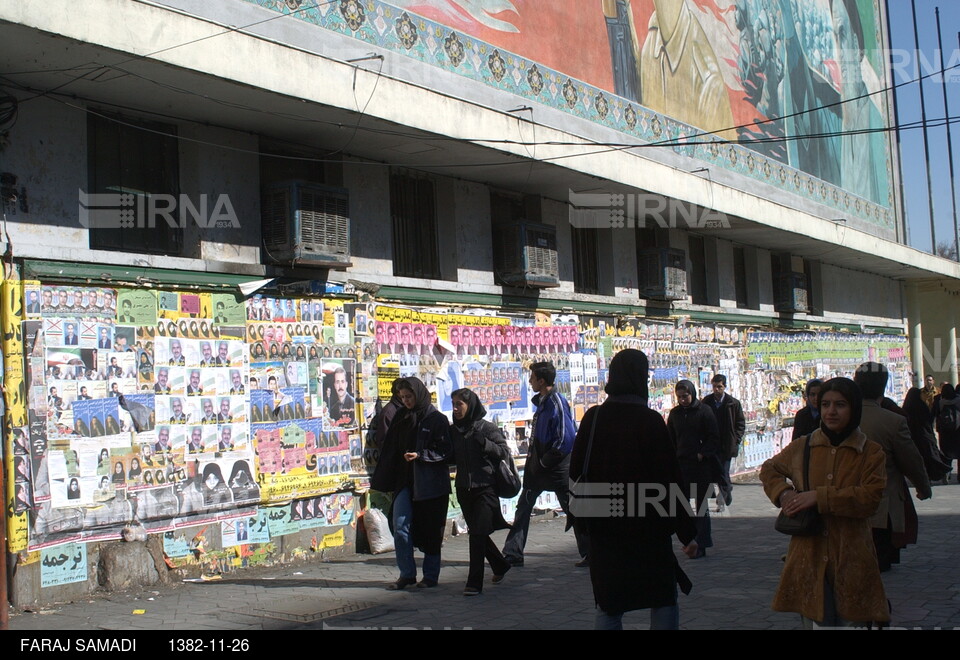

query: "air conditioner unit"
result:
(637, 247), (687, 301)
(261, 181), (351, 268)
(497, 221), (560, 288)
(774, 272), (809, 313)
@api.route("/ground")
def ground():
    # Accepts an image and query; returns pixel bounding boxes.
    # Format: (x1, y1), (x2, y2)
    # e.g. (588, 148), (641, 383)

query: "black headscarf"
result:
(943, 384), (957, 401)
(396, 377), (435, 423)
(451, 387), (486, 432)
(388, 378), (404, 408)
(676, 379), (698, 401)
(605, 349), (649, 399)
(902, 387), (931, 430)
(818, 377), (863, 446)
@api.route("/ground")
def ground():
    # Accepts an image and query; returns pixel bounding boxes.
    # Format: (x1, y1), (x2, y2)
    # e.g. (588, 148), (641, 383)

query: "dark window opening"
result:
(87, 112), (181, 255)
(391, 173), (439, 279)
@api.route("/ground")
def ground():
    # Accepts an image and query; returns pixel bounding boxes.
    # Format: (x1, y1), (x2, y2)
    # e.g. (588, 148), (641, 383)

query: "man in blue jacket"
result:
(502, 361), (588, 567)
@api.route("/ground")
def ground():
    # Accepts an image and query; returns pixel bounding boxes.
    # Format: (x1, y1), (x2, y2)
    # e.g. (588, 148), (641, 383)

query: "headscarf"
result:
(396, 377), (435, 423)
(902, 387), (932, 430)
(942, 384), (957, 401)
(805, 378), (823, 417)
(604, 349), (649, 399)
(451, 387), (487, 432)
(388, 378), (404, 407)
(675, 379), (698, 401)
(817, 377), (863, 446)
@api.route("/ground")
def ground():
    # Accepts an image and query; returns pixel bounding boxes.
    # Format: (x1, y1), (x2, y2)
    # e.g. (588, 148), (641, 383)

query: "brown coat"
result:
(760, 429), (889, 623)
(859, 400), (931, 533)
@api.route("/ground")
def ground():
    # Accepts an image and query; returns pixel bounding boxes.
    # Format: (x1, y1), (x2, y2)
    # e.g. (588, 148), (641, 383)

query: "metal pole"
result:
(936, 9), (959, 261)
(911, 0), (938, 252)
(885, 0), (910, 245)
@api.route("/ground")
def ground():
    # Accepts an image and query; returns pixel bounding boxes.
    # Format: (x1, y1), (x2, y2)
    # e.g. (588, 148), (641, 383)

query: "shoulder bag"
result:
(774, 434), (823, 536)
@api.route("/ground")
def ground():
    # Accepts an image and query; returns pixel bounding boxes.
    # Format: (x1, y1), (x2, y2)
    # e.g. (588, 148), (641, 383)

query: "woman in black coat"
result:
(570, 349), (698, 629)
(667, 379), (721, 558)
(903, 387), (952, 483)
(371, 377), (452, 590)
(450, 388), (512, 596)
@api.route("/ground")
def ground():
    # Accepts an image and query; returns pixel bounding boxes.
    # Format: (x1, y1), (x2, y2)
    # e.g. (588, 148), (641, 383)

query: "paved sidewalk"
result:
(8, 481), (960, 630)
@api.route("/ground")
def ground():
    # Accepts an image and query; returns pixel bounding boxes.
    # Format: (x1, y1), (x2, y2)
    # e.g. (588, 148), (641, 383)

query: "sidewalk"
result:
(8, 481), (960, 630)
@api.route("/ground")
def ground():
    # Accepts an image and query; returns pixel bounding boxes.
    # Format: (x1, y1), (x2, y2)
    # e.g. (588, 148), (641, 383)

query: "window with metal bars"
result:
(571, 225), (600, 294)
(87, 112), (182, 255)
(390, 173), (440, 279)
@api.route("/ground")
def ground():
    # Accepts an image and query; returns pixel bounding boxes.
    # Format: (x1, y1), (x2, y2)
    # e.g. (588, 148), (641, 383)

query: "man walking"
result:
(668, 380), (721, 558)
(502, 361), (587, 567)
(855, 362), (931, 572)
(702, 374), (745, 508)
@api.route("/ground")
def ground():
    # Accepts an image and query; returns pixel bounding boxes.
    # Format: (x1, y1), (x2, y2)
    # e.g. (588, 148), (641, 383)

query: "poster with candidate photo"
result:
(71, 397), (121, 438)
(250, 389), (277, 423)
(319, 359), (356, 430)
(277, 387), (307, 421)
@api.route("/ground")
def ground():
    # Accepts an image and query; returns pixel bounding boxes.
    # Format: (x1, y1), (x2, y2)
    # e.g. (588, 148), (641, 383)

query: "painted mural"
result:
(246, 0), (894, 229)
(393, 0), (890, 205)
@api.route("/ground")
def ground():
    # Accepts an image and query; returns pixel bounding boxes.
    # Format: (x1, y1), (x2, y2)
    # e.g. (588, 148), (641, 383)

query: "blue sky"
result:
(888, 0), (960, 255)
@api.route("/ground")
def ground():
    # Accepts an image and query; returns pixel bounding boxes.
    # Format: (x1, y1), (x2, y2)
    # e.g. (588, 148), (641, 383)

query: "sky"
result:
(887, 0), (960, 256)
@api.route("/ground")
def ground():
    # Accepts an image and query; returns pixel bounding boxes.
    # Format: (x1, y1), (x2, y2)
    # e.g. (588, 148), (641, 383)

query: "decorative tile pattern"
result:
(238, 0), (894, 231)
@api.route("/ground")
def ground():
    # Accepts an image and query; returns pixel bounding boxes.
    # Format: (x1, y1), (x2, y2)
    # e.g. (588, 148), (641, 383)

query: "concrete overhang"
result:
(1, 0), (959, 286)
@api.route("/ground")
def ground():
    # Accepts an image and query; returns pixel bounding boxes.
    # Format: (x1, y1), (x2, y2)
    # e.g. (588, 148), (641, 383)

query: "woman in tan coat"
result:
(760, 377), (889, 627)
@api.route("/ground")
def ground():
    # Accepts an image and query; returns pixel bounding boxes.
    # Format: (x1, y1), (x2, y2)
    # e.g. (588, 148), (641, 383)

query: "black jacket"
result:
(702, 393), (746, 459)
(668, 398), (722, 489)
(452, 419), (510, 491)
(792, 406), (820, 440)
(371, 407), (452, 501)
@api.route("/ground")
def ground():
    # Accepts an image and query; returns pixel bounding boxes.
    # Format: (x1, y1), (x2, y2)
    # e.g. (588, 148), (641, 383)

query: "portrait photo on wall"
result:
(319, 359), (357, 430)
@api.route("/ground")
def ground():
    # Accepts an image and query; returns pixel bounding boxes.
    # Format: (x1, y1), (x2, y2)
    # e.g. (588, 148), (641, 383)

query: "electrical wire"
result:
(26, 87), (960, 174)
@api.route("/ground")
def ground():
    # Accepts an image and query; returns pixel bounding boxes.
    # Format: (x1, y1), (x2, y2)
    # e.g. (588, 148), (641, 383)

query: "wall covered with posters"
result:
(9, 280), (910, 593)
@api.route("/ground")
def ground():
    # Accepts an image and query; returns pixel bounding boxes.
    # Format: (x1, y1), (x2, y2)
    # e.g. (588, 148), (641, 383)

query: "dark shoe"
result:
(724, 492), (733, 507)
(492, 564), (511, 584)
(463, 586), (481, 596)
(504, 557), (524, 568)
(387, 577), (417, 591)
(692, 548), (707, 559)
(575, 557), (590, 568)
(416, 579), (438, 589)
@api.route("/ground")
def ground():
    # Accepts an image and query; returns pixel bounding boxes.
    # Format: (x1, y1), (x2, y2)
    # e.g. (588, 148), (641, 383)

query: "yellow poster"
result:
(3, 278), (29, 552)
(320, 528), (345, 549)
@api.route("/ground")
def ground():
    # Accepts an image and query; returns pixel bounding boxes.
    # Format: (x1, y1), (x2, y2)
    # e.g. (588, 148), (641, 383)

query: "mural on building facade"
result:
(11, 281), (911, 575)
(243, 0), (894, 229)
(405, 0), (890, 206)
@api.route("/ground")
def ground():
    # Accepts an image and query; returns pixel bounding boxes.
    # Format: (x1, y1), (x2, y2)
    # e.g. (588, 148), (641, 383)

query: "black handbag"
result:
(774, 434), (823, 536)
(494, 454), (522, 499)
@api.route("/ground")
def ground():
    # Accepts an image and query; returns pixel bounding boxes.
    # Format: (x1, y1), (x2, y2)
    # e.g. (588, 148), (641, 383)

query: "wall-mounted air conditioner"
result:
(774, 272), (809, 313)
(261, 181), (351, 268)
(496, 221), (560, 288)
(637, 247), (687, 301)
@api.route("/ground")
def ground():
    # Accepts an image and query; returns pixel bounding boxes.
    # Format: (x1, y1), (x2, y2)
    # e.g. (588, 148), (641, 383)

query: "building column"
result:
(907, 283), (924, 388)
(949, 308), (959, 387)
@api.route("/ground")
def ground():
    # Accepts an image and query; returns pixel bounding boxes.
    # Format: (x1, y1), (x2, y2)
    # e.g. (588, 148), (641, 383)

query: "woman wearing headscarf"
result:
(667, 379), (721, 558)
(570, 350), (698, 630)
(760, 377), (889, 628)
(450, 388), (512, 596)
(934, 383), (960, 480)
(902, 387), (951, 484)
(371, 377), (452, 590)
(792, 379), (823, 440)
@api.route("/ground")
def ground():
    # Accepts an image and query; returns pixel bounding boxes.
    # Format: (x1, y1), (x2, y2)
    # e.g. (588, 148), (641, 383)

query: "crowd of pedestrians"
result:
(368, 354), (952, 629)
